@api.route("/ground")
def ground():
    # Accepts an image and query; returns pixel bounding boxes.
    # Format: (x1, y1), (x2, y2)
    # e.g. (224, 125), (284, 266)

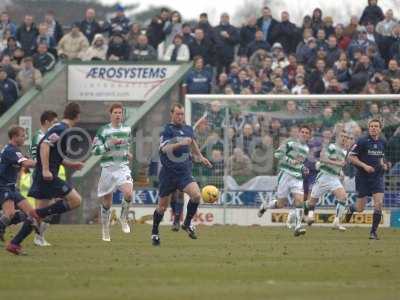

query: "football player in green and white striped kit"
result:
(306, 131), (352, 231)
(29, 110), (58, 247)
(92, 103), (134, 242)
(258, 125), (311, 236)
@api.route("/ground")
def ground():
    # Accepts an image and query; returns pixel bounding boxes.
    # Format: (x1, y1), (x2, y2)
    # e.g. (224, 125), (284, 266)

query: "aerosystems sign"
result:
(67, 64), (180, 101)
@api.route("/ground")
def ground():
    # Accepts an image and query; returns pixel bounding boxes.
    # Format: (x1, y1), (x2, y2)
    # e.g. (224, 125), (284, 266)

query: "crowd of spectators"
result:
(1, 1), (400, 188)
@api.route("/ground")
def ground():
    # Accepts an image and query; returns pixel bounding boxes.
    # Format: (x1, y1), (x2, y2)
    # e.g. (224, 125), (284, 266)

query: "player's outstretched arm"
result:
(191, 139), (212, 168)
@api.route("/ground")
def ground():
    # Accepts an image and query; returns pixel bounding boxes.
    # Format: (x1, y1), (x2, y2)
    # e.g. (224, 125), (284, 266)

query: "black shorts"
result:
(355, 175), (384, 198)
(0, 187), (25, 206)
(158, 167), (195, 198)
(28, 176), (72, 200)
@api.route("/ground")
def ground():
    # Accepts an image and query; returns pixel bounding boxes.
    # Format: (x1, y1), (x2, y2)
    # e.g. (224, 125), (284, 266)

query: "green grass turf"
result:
(0, 225), (399, 300)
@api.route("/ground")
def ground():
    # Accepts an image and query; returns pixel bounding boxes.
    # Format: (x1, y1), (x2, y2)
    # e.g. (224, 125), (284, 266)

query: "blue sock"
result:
(36, 200), (71, 218)
(152, 210), (164, 235)
(371, 209), (382, 234)
(10, 211), (27, 225)
(184, 200), (199, 227)
(11, 220), (34, 245)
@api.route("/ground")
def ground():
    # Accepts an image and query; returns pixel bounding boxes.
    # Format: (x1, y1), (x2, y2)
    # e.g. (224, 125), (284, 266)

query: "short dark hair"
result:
(40, 110), (58, 125)
(109, 102), (124, 113)
(170, 103), (184, 113)
(63, 102), (81, 120)
(8, 125), (25, 139)
(299, 124), (312, 133)
(368, 118), (382, 128)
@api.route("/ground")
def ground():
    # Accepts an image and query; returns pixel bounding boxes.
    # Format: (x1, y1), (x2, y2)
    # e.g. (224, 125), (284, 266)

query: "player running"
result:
(151, 103), (212, 246)
(29, 110), (58, 246)
(344, 119), (390, 240)
(92, 103), (134, 242)
(0, 126), (40, 244)
(6, 103), (85, 255)
(258, 125), (311, 236)
(305, 131), (351, 230)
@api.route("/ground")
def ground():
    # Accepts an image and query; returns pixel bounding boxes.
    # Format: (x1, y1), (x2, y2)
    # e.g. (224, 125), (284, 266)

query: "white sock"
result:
(295, 208), (303, 228)
(336, 201), (346, 219)
(101, 205), (111, 226)
(267, 200), (277, 209)
(121, 199), (131, 221)
(39, 222), (50, 238)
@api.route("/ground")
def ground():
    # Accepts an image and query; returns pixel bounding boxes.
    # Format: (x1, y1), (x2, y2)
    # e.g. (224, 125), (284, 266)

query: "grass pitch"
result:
(0, 225), (399, 300)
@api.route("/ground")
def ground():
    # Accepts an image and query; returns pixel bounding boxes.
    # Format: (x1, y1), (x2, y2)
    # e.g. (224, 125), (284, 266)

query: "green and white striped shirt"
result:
(29, 129), (45, 160)
(274, 138), (309, 179)
(319, 143), (347, 177)
(92, 123), (131, 168)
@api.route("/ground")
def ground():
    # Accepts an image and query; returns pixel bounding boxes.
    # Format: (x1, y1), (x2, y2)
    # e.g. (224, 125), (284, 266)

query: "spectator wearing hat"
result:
(80, 8), (102, 44)
(335, 24), (352, 50)
(44, 10), (63, 43)
(80, 34), (108, 62)
(107, 32), (129, 60)
(57, 23), (89, 60)
(129, 34), (157, 61)
(272, 11), (299, 55)
(271, 42), (289, 69)
(214, 13), (239, 75)
(0, 12), (17, 39)
(311, 8), (324, 35)
(161, 34), (189, 62)
(32, 42), (56, 74)
(0, 67), (19, 114)
(109, 4), (130, 36)
(323, 16), (335, 37)
(360, 0), (384, 26)
(36, 22), (57, 56)
(16, 56), (42, 94)
(375, 9), (397, 37)
(16, 14), (38, 56)
(147, 8), (170, 49)
(246, 29), (271, 58)
(189, 28), (215, 67)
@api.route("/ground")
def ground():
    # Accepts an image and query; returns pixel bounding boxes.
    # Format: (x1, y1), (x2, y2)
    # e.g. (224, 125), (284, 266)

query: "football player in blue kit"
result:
(151, 103), (212, 246)
(345, 119), (390, 240)
(0, 126), (40, 245)
(6, 103), (85, 255)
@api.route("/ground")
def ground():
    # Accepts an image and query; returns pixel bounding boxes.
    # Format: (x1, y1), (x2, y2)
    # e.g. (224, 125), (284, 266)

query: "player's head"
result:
(109, 102), (124, 125)
(63, 102), (81, 125)
(170, 103), (185, 126)
(40, 110), (58, 129)
(298, 124), (311, 143)
(368, 118), (382, 138)
(8, 125), (26, 146)
(338, 130), (351, 148)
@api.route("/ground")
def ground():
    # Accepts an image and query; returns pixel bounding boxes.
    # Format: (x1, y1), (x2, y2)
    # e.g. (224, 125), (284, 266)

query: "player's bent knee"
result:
(191, 194), (201, 203)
